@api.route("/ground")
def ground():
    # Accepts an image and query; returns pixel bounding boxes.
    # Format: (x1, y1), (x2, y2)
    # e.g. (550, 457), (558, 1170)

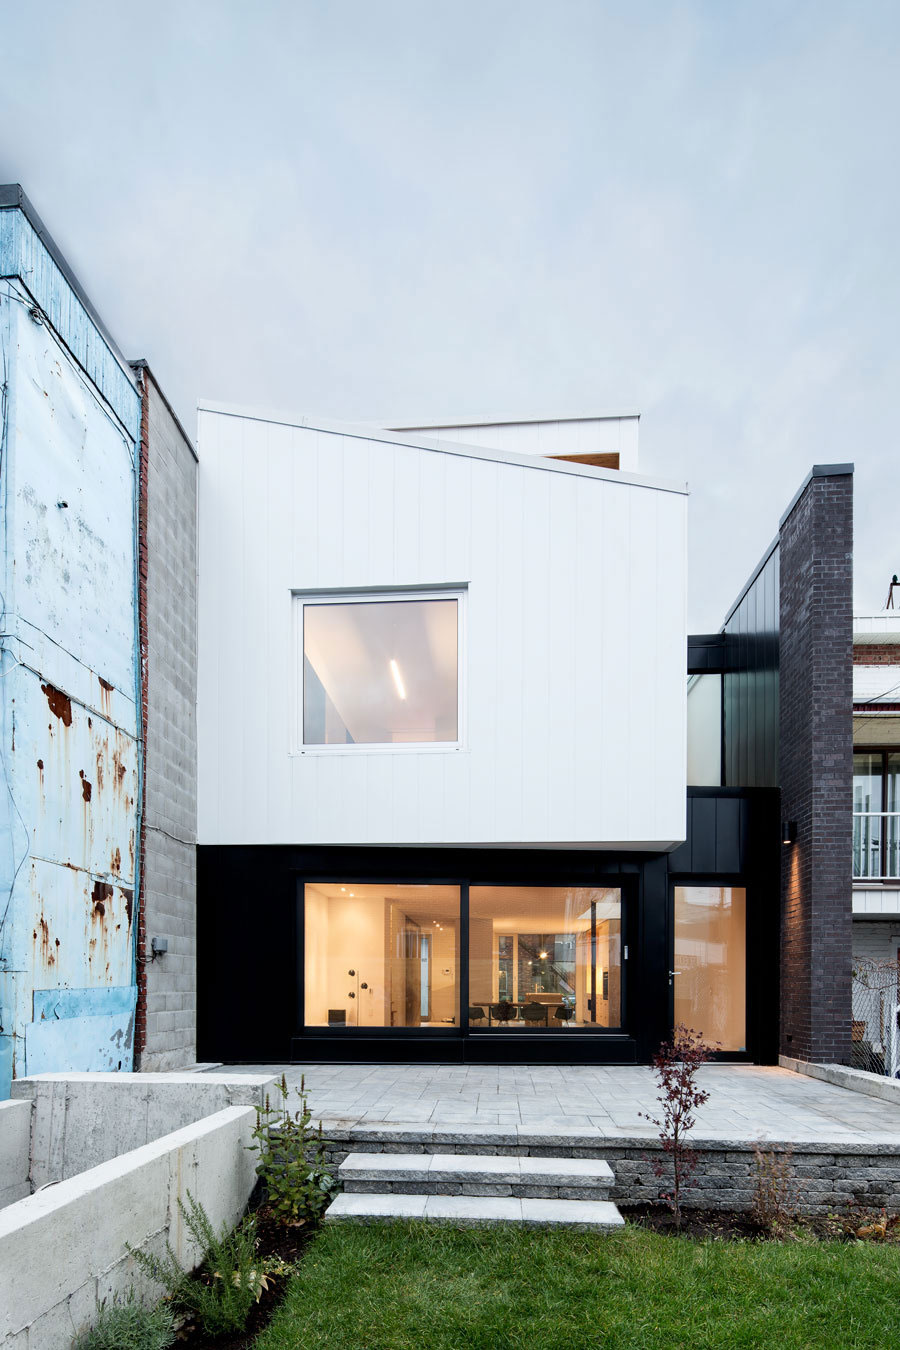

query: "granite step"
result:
(339, 1151), (615, 1200)
(324, 1191), (625, 1230)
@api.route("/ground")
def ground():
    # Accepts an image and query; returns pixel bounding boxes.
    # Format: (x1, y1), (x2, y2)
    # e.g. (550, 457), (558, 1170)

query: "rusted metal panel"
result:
(0, 205), (142, 1097)
(26, 985), (136, 1075)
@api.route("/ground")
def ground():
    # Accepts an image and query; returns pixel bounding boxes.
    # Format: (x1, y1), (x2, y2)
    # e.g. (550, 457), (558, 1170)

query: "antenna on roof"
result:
(886, 576), (900, 610)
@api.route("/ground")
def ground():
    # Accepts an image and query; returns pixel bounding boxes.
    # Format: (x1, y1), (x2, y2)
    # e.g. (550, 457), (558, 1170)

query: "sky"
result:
(0, 0), (897, 629)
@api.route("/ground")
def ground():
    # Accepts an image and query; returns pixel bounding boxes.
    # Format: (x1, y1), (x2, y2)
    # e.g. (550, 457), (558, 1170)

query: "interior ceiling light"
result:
(390, 658), (407, 700)
(539, 950), (549, 959)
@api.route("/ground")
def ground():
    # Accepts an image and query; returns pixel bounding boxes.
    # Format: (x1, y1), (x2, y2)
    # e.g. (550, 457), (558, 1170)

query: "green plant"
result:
(73, 1292), (175, 1350)
(641, 1024), (713, 1228)
(128, 1192), (265, 1336)
(250, 1073), (337, 1225)
(751, 1142), (800, 1235)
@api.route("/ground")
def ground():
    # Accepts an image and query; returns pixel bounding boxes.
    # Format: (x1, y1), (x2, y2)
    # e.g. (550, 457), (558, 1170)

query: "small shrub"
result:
(751, 1142), (800, 1236)
(250, 1073), (337, 1225)
(128, 1192), (265, 1337)
(73, 1292), (175, 1350)
(641, 1024), (714, 1228)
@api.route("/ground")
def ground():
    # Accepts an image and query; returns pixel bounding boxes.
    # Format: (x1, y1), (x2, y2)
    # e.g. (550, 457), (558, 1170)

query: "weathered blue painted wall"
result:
(0, 198), (141, 1095)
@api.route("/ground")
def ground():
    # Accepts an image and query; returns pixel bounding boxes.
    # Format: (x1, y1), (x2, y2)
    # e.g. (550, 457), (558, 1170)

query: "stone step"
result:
(324, 1191), (625, 1230)
(339, 1151), (615, 1200)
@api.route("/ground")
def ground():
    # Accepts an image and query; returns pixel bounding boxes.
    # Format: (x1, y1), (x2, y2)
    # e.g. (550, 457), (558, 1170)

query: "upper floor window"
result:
(297, 589), (464, 749)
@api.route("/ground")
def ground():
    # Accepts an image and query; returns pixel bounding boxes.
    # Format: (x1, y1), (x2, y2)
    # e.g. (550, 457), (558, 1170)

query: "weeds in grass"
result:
(751, 1142), (800, 1236)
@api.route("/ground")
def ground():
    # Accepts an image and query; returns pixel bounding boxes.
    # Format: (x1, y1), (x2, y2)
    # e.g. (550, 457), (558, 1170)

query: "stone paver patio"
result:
(216, 1063), (900, 1144)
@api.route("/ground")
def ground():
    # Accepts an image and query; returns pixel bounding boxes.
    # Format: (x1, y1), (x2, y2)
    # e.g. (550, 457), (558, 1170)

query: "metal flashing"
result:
(0, 183), (137, 388)
(778, 463), (855, 529)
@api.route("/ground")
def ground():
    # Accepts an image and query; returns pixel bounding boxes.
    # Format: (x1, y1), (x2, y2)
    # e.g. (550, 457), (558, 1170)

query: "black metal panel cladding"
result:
(722, 543), (780, 788)
(197, 786), (780, 1067)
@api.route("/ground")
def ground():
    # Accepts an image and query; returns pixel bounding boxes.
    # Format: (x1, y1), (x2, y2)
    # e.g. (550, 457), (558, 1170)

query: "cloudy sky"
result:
(1, 0), (896, 628)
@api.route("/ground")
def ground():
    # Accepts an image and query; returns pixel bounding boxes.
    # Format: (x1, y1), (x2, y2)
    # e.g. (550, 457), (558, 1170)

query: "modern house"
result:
(0, 186), (197, 1095)
(195, 403), (786, 1066)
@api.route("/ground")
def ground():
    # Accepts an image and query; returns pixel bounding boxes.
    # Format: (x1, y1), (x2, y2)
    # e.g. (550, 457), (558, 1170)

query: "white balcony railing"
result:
(853, 812), (900, 880)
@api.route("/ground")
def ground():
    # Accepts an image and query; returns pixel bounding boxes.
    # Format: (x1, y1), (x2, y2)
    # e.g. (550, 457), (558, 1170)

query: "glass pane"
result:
(854, 752), (883, 812)
(687, 674), (722, 786)
(887, 753), (900, 813)
(304, 884), (460, 1028)
(469, 886), (622, 1030)
(673, 886), (746, 1051)
(303, 598), (458, 745)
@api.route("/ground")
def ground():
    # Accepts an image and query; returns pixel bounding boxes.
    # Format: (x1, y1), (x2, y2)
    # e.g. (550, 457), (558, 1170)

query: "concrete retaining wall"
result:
(0, 1101), (30, 1208)
(0, 1104), (257, 1349)
(319, 1123), (900, 1215)
(11, 1071), (274, 1187)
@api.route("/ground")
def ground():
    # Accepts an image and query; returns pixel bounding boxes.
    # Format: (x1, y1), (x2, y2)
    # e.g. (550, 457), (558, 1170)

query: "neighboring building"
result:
(0, 186), (197, 1096)
(131, 363), (199, 1072)
(851, 610), (900, 963)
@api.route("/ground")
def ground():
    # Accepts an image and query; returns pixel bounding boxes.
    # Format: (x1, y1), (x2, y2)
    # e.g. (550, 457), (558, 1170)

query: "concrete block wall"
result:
(779, 466), (854, 1064)
(135, 367), (199, 1070)
(0, 1105), (257, 1349)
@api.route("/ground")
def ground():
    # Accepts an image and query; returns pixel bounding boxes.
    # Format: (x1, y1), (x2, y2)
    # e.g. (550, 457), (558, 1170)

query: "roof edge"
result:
(196, 399), (687, 496)
(0, 182), (137, 389)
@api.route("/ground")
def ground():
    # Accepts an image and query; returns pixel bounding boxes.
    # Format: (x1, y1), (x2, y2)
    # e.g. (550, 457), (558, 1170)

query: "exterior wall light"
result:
(782, 821), (797, 845)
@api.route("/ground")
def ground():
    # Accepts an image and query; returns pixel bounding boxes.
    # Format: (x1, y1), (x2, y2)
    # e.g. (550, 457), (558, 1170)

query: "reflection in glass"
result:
(687, 674), (722, 786)
(303, 597), (458, 745)
(468, 887), (622, 1030)
(673, 886), (746, 1051)
(304, 884), (460, 1027)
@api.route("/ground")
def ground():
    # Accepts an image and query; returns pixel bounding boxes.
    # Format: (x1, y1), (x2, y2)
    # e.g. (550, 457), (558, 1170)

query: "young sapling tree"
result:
(642, 1023), (713, 1228)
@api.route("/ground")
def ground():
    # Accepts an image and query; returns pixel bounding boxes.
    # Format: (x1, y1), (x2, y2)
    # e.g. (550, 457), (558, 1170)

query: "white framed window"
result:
(293, 587), (466, 752)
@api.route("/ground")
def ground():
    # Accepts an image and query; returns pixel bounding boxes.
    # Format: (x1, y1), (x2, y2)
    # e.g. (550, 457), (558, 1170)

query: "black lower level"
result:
(197, 789), (780, 1066)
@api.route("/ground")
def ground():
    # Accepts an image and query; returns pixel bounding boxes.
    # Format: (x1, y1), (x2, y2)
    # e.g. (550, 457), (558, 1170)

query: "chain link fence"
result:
(852, 958), (900, 1076)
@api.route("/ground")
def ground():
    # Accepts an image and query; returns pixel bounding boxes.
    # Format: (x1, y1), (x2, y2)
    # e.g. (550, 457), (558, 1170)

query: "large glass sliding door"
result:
(304, 884), (460, 1028)
(468, 886), (623, 1030)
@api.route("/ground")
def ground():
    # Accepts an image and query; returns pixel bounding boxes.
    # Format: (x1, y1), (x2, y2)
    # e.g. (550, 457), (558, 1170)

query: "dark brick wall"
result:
(779, 468), (853, 1063)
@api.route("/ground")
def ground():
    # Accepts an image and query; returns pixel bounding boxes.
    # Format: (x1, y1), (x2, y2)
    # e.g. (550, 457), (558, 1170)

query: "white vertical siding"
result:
(197, 410), (687, 849)
(391, 417), (640, 471)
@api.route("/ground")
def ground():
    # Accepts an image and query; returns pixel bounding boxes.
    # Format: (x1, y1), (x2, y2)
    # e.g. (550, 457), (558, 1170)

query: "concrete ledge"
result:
(0, 1101), (31, 1209)
(0, 1104), (257, 1350)
(12, 1071), (275, 1186)
(780, 1056), (900, 1104)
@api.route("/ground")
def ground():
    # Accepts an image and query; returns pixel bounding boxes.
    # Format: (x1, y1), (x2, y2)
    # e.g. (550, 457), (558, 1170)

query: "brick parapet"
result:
(779, 470), (853, 1064)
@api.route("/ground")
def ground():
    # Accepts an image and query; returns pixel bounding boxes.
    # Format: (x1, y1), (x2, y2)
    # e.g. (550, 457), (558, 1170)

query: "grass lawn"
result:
(255, 1221), (900, 1350)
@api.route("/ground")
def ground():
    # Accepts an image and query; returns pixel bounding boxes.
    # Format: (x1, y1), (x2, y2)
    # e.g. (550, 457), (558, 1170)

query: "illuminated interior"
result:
(303, 596), (459, 745)
(304, 882), (622, 1031)
(673, 885), (746, 1051)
